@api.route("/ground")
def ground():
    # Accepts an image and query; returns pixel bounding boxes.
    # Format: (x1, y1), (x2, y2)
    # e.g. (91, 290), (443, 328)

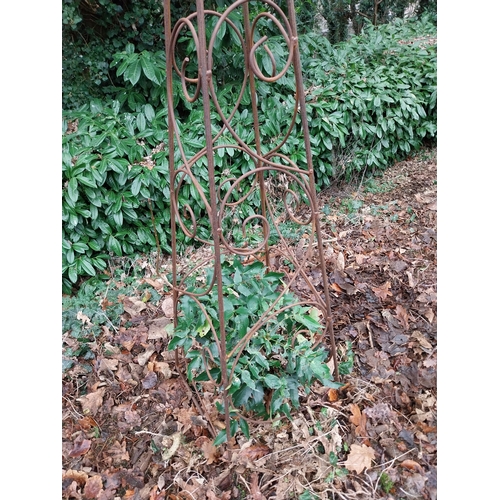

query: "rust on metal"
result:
(163, 0), (338, 445)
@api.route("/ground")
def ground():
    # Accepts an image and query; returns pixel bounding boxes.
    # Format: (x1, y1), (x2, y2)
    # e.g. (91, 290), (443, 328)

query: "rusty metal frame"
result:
(163, 0), (338, 444)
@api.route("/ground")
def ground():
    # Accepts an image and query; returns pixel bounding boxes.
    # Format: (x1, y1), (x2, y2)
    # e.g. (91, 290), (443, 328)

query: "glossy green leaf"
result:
(80, 257), (96, 276)
(144, 104), (155, 122)
(136, 112), (146, 132)
(125, 59), (141, 86)
(68, 266), (78, 284)
(67, 178), (79, 203)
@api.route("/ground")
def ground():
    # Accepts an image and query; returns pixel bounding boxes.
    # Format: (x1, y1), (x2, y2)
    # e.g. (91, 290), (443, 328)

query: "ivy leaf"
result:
(264, 374), (281, 389)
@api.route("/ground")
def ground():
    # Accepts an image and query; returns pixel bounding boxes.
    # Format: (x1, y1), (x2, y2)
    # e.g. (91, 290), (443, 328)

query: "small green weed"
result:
(379, 471), (395, 494)
(62, 266), (160, 372)
(363, 177), (395, 194)
(338, 341), (354, 375)
(299, 491), (320, 500)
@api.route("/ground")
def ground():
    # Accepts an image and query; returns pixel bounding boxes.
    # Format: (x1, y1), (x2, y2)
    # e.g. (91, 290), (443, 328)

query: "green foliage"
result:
(62, 0), (169, 109)
(379, 471), (395, 494)
(298, 490), (320, 500)
(62, 276), (121, 370)
(62, 267), (161, 371)
(169, 257), (342, 440)
(302, 15), (437, 183)
(62, 90), (172, 292)
(62, 10), (436, 288)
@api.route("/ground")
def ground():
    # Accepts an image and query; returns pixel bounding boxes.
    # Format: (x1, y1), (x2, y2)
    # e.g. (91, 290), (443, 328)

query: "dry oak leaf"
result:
(107, 440), (130, 465)
(123, 297), (147, 317)
(239, 444), (272, 462)
(395, 304), (409, 330)
(195, 436), (219, 465)
(63, 469), (88, 486)
(371, 281), (393, 301)
(250, 472), (266, 500)
(83, 475), (103, 499)
(345, 443), (376, 474)
(349, 404), (368, 438)
(77, 388), (105, 416)
(68, 437), (92, 458)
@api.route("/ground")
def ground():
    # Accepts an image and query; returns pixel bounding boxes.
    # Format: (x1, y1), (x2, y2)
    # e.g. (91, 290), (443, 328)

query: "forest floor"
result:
(62, 147), (437, 500)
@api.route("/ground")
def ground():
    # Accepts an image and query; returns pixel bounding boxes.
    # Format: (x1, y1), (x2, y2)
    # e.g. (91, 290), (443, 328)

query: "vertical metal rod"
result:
(163, 0), (179, 330)
(242, 2), (270, 268)
(195, 0), (232, 445)
(286, 0), (339, 380)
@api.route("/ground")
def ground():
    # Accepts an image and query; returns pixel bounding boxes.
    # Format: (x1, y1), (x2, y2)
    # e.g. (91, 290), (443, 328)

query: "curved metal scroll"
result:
(163, 0), (338, 443)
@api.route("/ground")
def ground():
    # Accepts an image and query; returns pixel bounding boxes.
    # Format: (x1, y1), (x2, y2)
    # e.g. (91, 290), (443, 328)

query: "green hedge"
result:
(62, 15), (436, 292)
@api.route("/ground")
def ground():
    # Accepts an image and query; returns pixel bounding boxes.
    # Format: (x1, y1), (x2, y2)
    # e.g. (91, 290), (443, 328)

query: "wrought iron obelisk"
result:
(163, 0), (338, 445)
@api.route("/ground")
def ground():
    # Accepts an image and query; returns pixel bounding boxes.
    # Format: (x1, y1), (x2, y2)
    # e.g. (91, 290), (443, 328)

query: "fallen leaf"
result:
(395, 304), (409, 330)
(345, 443), (376, 474)
(174, 407), (197, 433)
(77, 416), (98, 431)
(207, 491), (231, 500)
(406, 270), (416, 288)
(400, 459), (424, 473)
(68, 437), (92, 458)
(371, 281), (393, 301)
(148, 485), (167, 500)
(83, 475), (103, 499)
(148, 318), (171, 340)
(337, 252), (345, 271)
(143, 278), (164, 290)
(330, 282), (343, 293)
(97, 358), (118, 373)
(77, 388), (105, 415)
(239, 444), (272, 462)
(411, 330), (433, 350)
(250, 472), (266, 500)
(161, 296), (175, 318)
(62, 480), (81, 499)
(107, 440), (130, 465)
(355, 254), (369, 265)
(62, 469), (88, 486)
(364, 403), (393, 422)
(77, 311), (92, 326)
(153, 361), (172, 379)
(417, 422), (437, 434)
(141, 370), (158, 389)
(99, 297), (114, 311)
(195, 436), (219, 465)
(327, 388), (339, 402)
(123, 297), (147, 317)
(349, 404), (369, 443)
(137, 345), (156, 366)
(424, 307), (435, 324)
(349, 404), (363, 426)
